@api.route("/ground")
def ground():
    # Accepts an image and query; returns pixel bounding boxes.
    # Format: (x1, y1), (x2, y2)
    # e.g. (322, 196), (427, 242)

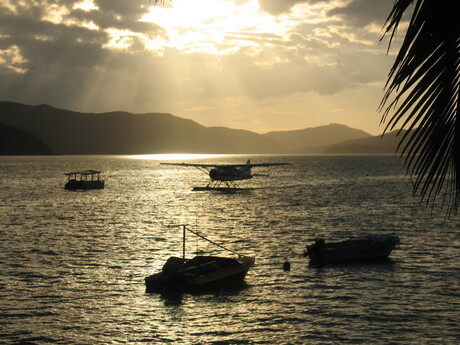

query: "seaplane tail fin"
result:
(239, 160), (252, 175)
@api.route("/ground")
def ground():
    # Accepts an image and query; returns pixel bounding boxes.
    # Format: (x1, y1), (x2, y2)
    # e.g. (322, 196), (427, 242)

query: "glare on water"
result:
(128, 153), (227, 160)
(0, 155), (458, 345)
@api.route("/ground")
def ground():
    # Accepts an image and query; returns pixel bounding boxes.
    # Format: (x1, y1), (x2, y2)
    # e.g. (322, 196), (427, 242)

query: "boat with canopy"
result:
(64, 170), (105, 190)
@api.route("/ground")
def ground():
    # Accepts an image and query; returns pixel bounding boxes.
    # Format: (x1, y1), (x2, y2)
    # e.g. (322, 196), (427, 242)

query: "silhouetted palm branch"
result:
(380, 0), (460, 215)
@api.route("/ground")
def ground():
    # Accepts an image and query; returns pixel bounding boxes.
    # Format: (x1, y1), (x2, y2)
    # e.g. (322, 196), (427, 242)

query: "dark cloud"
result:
(258, 0), (322, 15)
(258, 0), (397, 28)
(89, 0), (165, 34)
(0, 0), (167, 73)
(0, 7), (108, 69)
(327, 0), (395, 27)
(94, 0), (147, 18)
(0, 49), (171, 112)
(69, 9), (165, 38)
(0, 0), (162, 110)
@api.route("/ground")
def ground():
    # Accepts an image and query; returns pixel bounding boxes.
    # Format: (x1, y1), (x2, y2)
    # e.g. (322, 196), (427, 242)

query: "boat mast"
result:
(182, 225), (186, 260)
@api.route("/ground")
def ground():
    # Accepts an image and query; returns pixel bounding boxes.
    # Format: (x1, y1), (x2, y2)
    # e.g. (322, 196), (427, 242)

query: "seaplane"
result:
(160, 159), (290, 191)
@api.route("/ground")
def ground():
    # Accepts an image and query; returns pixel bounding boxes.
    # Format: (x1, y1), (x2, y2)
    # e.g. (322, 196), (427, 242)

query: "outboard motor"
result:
(162, 257), (187, 288)
(306, 238), (325, 256)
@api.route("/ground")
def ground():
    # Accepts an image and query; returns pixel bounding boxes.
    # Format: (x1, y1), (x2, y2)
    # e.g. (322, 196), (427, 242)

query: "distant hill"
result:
(263, 123), (372, 152)
(0, 123), (53, 155)
(0, 101), (281, 154)
(323, 130), (407, 154)
(0, 101), (402, 155)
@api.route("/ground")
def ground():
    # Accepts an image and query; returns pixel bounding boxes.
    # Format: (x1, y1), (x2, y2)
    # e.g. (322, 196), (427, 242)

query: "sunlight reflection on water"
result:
(0, 155), (458, 345)
(127, 153), (227, 160)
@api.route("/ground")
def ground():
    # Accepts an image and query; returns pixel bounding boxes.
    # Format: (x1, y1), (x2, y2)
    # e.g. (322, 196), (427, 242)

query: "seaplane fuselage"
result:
(209, 166), (253, 182)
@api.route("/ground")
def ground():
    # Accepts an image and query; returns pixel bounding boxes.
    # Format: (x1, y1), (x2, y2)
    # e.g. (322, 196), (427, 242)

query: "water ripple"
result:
(0, 155), (458, 345)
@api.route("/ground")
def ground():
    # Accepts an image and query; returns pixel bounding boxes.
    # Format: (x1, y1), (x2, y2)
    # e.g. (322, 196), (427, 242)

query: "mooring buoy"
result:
(283, 260), (291, 271)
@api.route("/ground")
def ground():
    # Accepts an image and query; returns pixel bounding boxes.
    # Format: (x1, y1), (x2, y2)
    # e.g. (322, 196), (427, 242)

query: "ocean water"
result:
(0, 154), (458, 345)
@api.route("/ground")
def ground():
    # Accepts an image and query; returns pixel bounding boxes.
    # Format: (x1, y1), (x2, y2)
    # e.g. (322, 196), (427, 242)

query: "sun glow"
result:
(73, 0), (98, 11)
(103, 29), (142, 50)
(142, 0), (287, 54)
(129, 154), (227, 160)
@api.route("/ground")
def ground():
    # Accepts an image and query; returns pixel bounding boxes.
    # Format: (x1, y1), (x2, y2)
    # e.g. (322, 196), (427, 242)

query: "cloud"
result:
(0, 8), (107, 69)
(257, 0), (396, 26)
(0, 1), (158, 109)
(257, 0), (320, 15)
(0, 0), (402, 134)
(327, 0), (395, 27)
(69, 9), (164, 37)
(93, 0), (148, 18)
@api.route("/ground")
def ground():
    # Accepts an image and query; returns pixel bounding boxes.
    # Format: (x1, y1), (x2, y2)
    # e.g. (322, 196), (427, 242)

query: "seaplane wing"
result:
(160, 160), (290, 190)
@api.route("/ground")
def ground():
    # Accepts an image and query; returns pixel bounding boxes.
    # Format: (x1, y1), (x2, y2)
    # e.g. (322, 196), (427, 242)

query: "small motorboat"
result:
(64, 170), (105, 190)
(145, 225), (255, 293)
(305, 234), (400, 263)
(145, 255), (255, 293)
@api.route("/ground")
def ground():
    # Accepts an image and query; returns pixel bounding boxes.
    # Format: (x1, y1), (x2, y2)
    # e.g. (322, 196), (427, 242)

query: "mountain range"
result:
(0, 101), (403, 155)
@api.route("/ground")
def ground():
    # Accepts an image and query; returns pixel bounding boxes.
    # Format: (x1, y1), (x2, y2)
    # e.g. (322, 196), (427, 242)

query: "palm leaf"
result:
(380, 0), (460, 216)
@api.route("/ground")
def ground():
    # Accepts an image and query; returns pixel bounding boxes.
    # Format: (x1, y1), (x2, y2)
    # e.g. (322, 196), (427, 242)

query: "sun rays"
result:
(142, 0), (289, 55)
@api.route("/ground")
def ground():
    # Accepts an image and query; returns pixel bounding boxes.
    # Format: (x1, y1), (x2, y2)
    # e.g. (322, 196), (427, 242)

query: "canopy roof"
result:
(65, 170), (101, 176)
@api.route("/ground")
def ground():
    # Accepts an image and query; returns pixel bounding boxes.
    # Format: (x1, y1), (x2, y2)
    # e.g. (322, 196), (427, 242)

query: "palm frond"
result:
(380, 0), (460, 216)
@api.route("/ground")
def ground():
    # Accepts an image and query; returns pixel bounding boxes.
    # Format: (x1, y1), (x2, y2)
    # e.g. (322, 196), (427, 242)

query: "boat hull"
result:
(145, 256), (255, 293)
(65, 180), (105, 190)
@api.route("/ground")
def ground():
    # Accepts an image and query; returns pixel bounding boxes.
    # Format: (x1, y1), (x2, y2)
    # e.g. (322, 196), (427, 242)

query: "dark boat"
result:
(145, 225), (255, 293)
(64, 170), (105, 190)
(305, 234), (400, 263)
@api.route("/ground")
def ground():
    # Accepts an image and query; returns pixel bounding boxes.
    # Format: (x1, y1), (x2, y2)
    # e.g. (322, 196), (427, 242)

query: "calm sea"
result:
(0, 155), (458, 345)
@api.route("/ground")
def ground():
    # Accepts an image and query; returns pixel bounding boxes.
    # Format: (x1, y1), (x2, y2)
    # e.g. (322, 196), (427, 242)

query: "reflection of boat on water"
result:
(64, 170), (105, 190)
(192, 186), (254, 192)
(305, 234), (400, 263)
(145, 225), (255, 293)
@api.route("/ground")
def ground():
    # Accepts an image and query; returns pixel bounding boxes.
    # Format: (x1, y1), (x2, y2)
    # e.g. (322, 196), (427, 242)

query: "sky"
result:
(0, 0), (410, 135)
